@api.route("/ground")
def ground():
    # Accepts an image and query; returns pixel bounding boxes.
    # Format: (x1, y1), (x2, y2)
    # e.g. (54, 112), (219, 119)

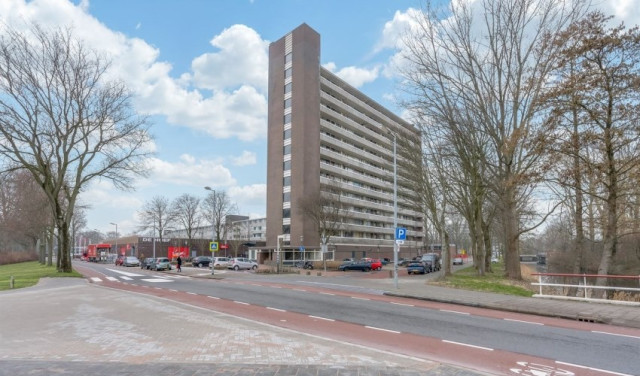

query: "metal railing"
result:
(531, 273), (640, 305)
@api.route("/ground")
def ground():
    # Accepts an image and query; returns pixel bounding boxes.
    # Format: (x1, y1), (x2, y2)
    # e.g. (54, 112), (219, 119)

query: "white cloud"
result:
(322, 62), (380, 88)
(142, 155), (236, 187)
(228, 184), (266, 214)
(0, 0), (268, 142)
(231, 151), (257, 166)
(191, 24), (269, 92)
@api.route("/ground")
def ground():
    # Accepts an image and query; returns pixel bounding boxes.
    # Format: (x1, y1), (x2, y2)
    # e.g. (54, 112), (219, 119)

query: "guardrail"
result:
(531, 273), (640, 305)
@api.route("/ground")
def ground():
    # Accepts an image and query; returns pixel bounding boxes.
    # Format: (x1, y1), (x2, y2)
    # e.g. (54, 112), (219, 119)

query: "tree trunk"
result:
(503, 186), (522, 280)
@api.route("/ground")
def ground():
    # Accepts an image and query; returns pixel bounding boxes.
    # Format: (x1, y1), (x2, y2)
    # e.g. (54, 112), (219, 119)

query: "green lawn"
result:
(0, 261), (82, 291)
(432, 262), (535, 297)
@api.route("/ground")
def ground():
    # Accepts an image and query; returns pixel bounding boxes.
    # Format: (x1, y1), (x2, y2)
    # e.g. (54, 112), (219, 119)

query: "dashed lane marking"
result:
(267, 307), (286, 312)
(105, 277), (118, 282)
(234, 301), (249, 305)
(591, 331), (640, 340)
(556, 361), (632, 376)
(120, 276), (133, 281)
(141, 279), (173, 283)
(365, 326), (401, 334)
(390, 302), (414, 307)
(90, 277), (101, 282)
(309, 315), (335, 321)
(351, 297), (370, 300)
(504, 318), (544, 326)
(440, 309), (470, 315)
(442, 340), (493, 351)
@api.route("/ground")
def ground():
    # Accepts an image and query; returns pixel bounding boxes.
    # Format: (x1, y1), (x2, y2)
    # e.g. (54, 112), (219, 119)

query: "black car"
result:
(140, 257), (156, 269)
(192, 256), (212, 268)
(338, 260), (372, 272)
(406, 261), (427, 275)
(421, 253), (441, 272)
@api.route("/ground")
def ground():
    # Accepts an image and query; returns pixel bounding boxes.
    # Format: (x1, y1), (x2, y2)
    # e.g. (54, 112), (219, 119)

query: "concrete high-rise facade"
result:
(267, 24), (423, 262)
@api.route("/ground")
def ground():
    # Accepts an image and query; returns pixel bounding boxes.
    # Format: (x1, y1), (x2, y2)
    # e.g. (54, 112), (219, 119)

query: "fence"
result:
(531, 273), (640, 305)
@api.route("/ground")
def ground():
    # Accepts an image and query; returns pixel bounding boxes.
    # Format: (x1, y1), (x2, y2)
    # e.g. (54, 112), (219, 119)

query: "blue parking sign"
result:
(395, 227), (407, 240)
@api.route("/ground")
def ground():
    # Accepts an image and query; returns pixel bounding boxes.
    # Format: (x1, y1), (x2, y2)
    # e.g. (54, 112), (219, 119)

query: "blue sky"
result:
(1, 0), (637, 236)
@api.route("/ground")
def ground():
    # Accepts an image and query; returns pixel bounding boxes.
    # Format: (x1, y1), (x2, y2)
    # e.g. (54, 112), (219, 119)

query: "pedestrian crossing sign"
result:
(209, 242), (219, 252)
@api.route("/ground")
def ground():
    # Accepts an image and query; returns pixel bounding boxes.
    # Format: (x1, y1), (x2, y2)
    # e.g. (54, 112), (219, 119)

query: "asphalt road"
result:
(75, 262), (640, 375)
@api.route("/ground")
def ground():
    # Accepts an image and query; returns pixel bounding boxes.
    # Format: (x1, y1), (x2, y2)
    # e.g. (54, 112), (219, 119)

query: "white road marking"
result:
(442, 340), (493, 351)
(365, 326), (400, 334)
(120, 276), (133, 281)
(267, 307), (286, 312)
(319, 292), (335, 296)
(504, 318), (544, 326)
(440, 309), (470, 315)
(293, 289), (307, 292)
(556, 361), (632, 376)
(186, 292), (197, 295)
(90, 277), (102, 282)
(591, 331), (640, 340)
(105, 277), (118, 281)
(351, 297), (370, 301)
(309, 315), (335, 321)
(207, 296), (220, 300)
(169, 289), (178, 292)
(141, 279), (173, 283)
(390, 302), (414, 307)
(234, 301), (249, 305)
(106, 268), (144, 277)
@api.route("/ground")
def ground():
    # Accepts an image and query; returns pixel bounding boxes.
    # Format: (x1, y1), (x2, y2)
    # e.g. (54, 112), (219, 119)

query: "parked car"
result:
(361, 258), (382, 271)
(192, 256), (212, 268)
(453, 256), (464, 265)
(153, 257), (172, 271)
(397, 258), (409, 266)
(227, 257), (258, 271)
(211, 257), (230, 268)
(338, 260), (372, 272)
(381, 258), (391, 265)
(343, 258), (356, 262)
(140, 257), (155, 269)
(406, 261), (427, 275)
(421, 253), (441, 272)
(123, 256), (140, 267)
(114, 255), (124, 266)
(295, 260), (314, 270)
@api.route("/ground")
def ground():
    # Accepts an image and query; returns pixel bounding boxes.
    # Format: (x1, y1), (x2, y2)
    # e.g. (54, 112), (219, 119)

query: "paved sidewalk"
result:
(0, 277), (486, 376)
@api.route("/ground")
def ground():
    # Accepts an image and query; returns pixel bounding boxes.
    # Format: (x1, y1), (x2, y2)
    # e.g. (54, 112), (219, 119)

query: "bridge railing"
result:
(531, 273), (640, 305)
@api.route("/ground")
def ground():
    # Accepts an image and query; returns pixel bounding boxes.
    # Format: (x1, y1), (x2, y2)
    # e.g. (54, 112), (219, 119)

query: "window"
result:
(283, 176), (291, 186)
(282, 225), (290, 234)
(283, 192), (290, 202)
(284, 82), (292, 94)
(284, 113), (291, 124)
(283, 145), (291, 155)
(285, 52), (292, 64)
(284, 129), (291, 140)
(285, 67), (292, 78)
(284, 98), (291, 109)
(283, 160), (291, 171)
(282, 208), (290, 218)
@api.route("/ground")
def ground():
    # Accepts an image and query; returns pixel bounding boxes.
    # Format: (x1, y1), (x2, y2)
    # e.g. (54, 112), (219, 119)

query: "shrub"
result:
(0, 251), (38, 265)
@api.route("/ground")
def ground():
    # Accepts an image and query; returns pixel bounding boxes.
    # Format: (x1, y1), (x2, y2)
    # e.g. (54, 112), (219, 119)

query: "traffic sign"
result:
(220, 243), (229, 250)
(395, 227), (407, 241)
(209, 242), (219, 252)
(299, 246), (305, 252)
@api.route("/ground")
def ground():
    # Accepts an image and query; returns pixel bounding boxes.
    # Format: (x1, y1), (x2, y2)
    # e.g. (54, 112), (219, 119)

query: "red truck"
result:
(84, 243), (111, 262)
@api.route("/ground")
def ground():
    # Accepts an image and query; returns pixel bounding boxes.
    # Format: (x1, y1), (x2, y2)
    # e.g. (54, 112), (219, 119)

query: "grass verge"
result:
(429, 262), (535, 297)
(0, 261), (82, 291)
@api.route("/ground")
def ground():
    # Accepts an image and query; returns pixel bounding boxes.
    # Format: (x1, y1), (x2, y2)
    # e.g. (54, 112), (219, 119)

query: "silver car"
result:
(227, 257), (258, 271)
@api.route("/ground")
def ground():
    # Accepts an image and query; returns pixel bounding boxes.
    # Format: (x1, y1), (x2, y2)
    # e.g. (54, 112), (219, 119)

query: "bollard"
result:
(389, 270), (393, 278)
(317, 271), (322, 276)
(306, 271), (310, 276)
(10, 276), (14, 289)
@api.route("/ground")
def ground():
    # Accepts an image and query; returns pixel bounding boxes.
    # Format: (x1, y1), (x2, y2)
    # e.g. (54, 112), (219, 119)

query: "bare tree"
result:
(202, 189), (237, 246)
(0, 24), (152, 272)
(297, 179), (349, 252)
(138, 196), (175, 245)
(545, 12), (640, 293)
(171, 194), (202, 251)
(399, 0), (589, 279)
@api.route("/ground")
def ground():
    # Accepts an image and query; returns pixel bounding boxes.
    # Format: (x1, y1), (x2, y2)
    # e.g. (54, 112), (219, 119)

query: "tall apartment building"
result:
(266, 24), (423, 262)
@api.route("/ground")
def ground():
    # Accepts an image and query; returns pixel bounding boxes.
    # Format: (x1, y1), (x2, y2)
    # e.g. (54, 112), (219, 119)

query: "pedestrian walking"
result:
(176, 255), (182, 272)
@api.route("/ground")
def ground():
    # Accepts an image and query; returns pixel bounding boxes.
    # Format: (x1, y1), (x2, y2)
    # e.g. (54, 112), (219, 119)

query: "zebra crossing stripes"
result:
(89, 275), (173, 283)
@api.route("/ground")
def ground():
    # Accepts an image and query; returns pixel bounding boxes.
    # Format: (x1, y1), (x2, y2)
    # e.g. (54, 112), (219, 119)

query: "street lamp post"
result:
(391, 132), (398, 289)
(110, 222), (118, 258)
(205, 186), (215, 275)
